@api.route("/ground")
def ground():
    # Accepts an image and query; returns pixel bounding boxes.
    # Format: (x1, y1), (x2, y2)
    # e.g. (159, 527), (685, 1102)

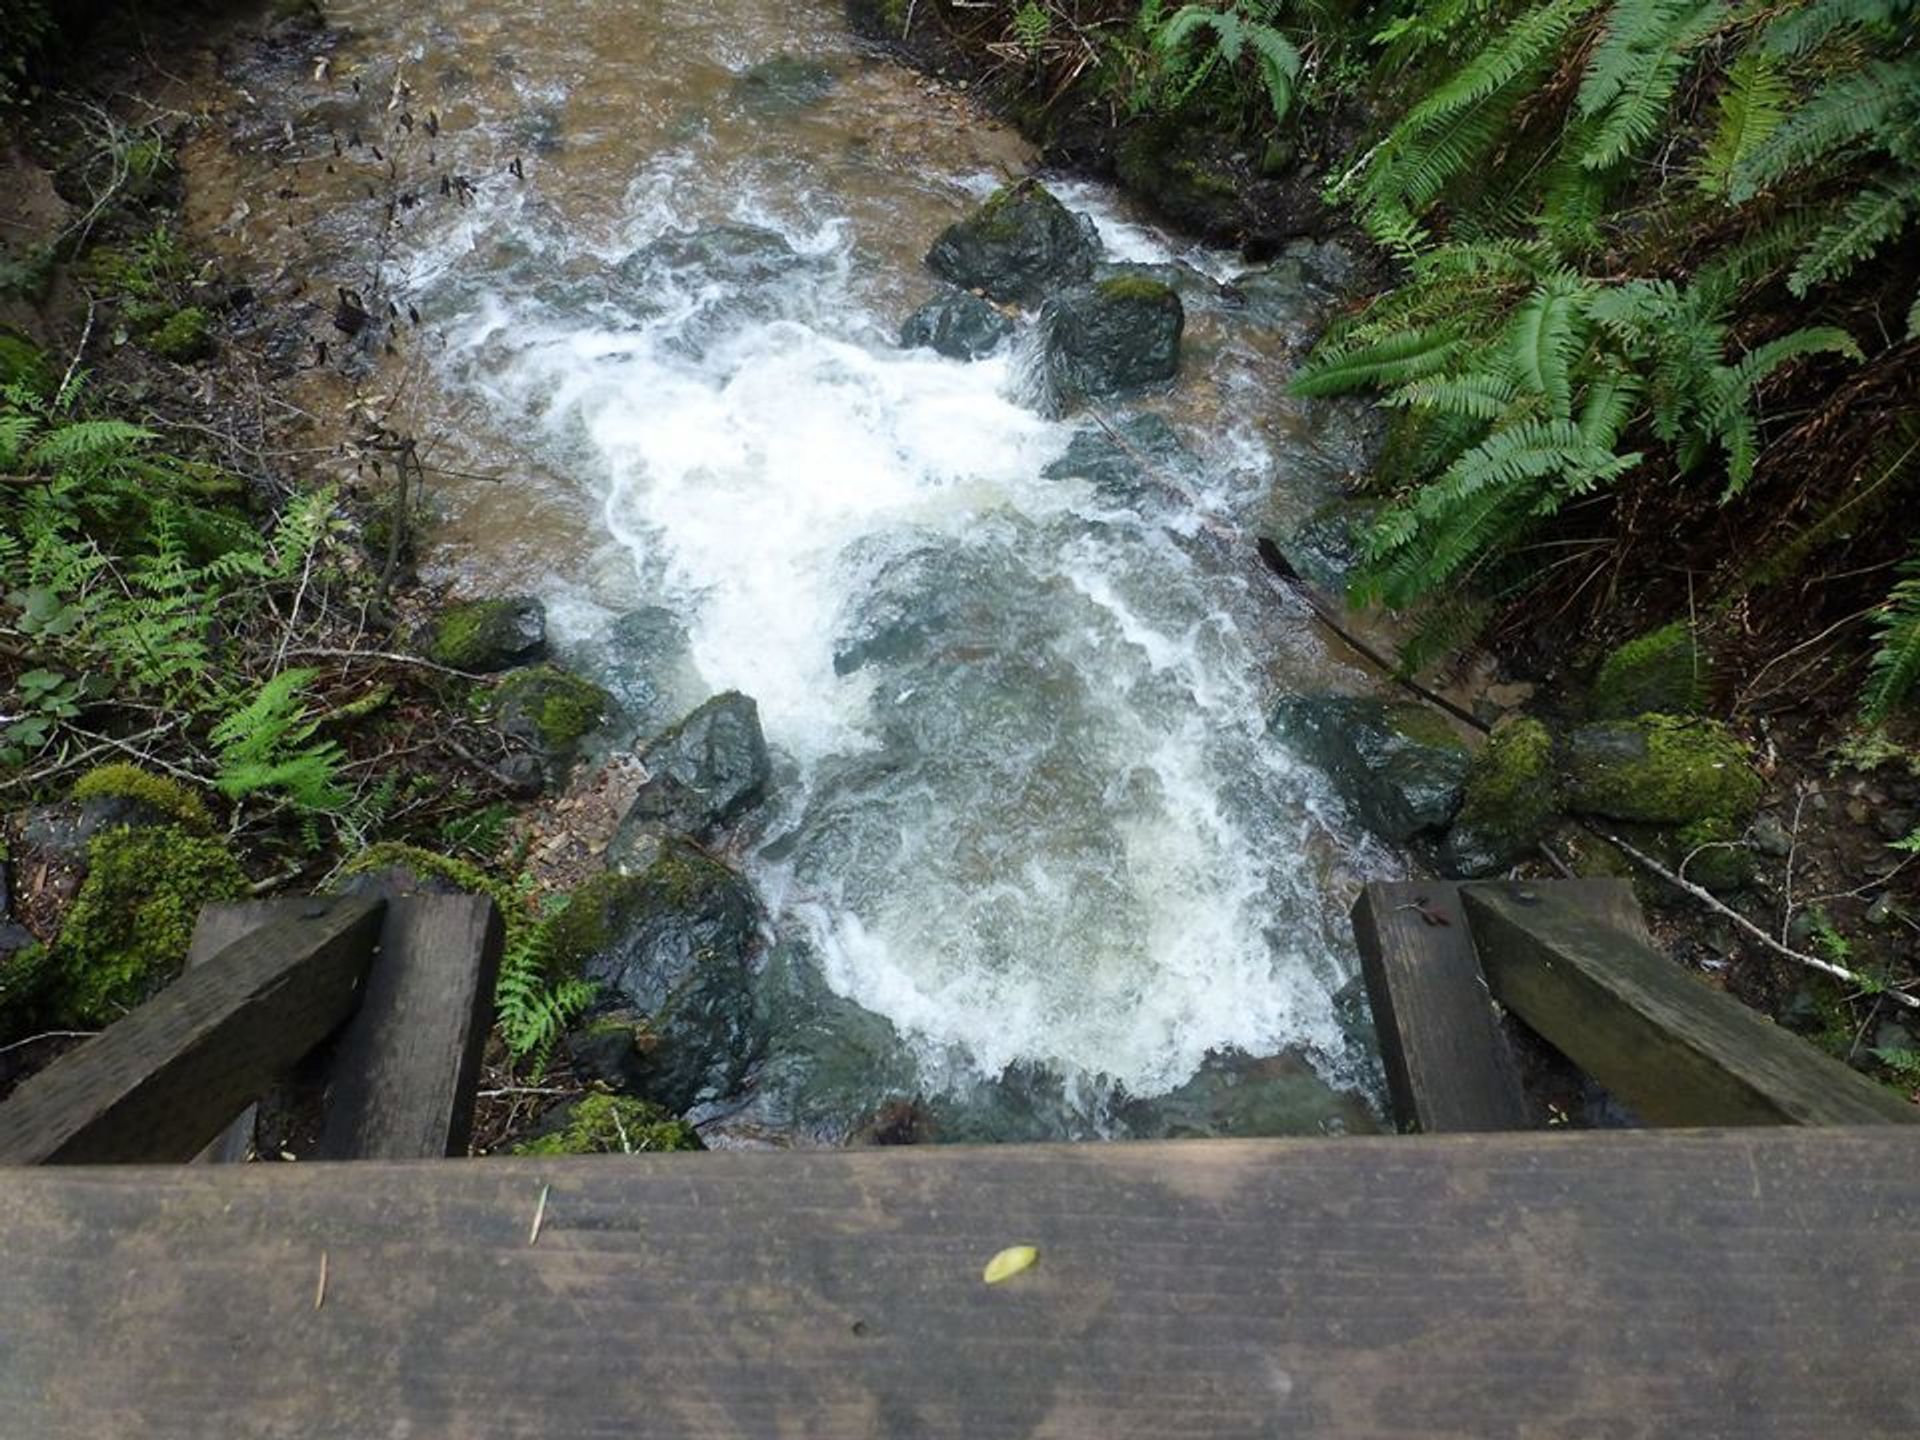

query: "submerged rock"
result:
(733, 54), (835, 115)
(1439, 716), (1560, 878)
(615, 692), (772, 853)
(924, 179), (1097, 305)
(569, 605), (699, 738)
(898, 289), (1015, 360)
(618, 223), (809, 292)
(1271, 696), (1471, 843)
(1040, 411), (1197, 503)
(1118, 1049), (1380, 1139)
(564, 845), (766, 1113)
(417, 596), (546, 673)
(1038, 275), (1183, 410)
(1264, 498), (1372, 594)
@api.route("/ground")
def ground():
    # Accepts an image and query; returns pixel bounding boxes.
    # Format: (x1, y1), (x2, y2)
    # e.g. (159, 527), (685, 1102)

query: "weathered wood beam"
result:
(0, 897), (383, 1164)
(317, 893), (503, 1160)
(1462, 882), (1918, 1126)
(1351, 882), (1531, 1132)
(0, 1129), (1916, 1438)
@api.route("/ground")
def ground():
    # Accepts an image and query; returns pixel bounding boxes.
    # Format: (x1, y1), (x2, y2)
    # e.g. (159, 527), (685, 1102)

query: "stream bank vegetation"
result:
(0, 0), (605, 1124)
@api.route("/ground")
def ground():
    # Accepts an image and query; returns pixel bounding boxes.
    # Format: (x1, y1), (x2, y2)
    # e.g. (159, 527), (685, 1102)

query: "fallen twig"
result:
(1600, 827), (1920, 1009)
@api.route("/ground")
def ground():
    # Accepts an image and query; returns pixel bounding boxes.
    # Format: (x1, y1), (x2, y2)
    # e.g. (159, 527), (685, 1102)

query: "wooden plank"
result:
(317, 894), (503, 1160)
(1462, 883), (1919, 1126)
(185, 899), (314, 1163)
(1351, 882), (1530, 1132)
(0, 898), (384, 1164)
(0, 1129), (1916, 1438)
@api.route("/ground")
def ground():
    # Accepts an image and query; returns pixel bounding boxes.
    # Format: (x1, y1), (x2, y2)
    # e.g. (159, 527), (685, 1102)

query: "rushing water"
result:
(200, 0), (1399, 1139)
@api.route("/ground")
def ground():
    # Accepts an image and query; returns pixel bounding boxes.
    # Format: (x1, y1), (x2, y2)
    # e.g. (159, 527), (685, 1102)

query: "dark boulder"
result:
(1038, 276), (1183, 410)
(1118, 1049), (1380, 1139)
(616, 692), (772, 850)
(898, 289), (1015, 360)
(568, 844), (766, 1113)
(571, 605), (700, 738)
(925, 180), (1098, 306)
(417, 596), (546, 673)
(1271, 696), (1472, 843)
(1438, 716), (1561, 878)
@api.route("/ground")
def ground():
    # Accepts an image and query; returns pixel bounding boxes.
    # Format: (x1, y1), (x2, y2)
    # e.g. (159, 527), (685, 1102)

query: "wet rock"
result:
(1118, 1049), (1380, 1139)
(417, 596), (546, 673)
(1266, 498), (1371, 593)
(692, 941), (920, 1148)
(1038, 275), (1183, 410)
(571, 605), (699, 736)
(1439, 716), (1560, 878)
(734, 54), (835, 115)
(568, 843), (766, 1113)
(615, 692), (772, 851)
(924, 179), (1097, 305)
(491, 664), (612, 787)
(1750, 810), (1794, 858)
(1271, 696), (1472, 844)
(898, 289), (1015, 360)
(1562, 716), (1762, 828)
(832, 541), (993, 676)
(1040, 411), (1197, 503)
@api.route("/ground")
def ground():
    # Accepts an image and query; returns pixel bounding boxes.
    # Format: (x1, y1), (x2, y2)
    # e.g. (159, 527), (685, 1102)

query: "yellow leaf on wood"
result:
(982, 1245), (1039, 1285)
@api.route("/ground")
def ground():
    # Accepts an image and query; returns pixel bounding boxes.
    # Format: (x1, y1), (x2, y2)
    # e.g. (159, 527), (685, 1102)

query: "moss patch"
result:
(1442, 716), (1559, 875)
(71, 763), (210, 830)
(512, 1092), (701, 1155)
(495, 664), (609, 752)
(140, 305), (213, 362)
(420, 596), (545, 671)
(48, 825), (246, 1024)
(1591, 622), (1707, 719)
(1563, 715), (1763, 828)
(340, 841), (523, 925)
(1095, 274), (1177, 305)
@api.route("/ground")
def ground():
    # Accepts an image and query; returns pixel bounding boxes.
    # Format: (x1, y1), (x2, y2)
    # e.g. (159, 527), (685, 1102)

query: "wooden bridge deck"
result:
(4, 1127), (1918, 1438)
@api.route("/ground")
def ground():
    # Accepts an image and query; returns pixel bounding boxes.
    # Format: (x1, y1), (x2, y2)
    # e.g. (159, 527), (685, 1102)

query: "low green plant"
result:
(1143, 0), (1304, 123)
(1862, 544), (1920, 722)
(211, 669), (346, 812)
(495, 890), (599, 1075)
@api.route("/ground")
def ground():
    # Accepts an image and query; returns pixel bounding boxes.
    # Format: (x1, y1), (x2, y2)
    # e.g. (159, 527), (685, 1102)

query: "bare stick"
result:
(1599, 827), (1920, 1009)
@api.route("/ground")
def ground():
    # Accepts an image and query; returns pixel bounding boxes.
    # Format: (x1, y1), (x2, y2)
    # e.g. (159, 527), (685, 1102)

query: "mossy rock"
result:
(139, 306), (214, 362)
(1038, 278), (1184, 410)
(1590, 622), (1708, 720)
(70, 763), (210, 831)
(1562, 715), (1762, 828)
(418, 596), (547, 672)
(1439, 716), (1560, 877)
(616, 691), (770, 844)
(490, 665), (610, 788)
(1673, 815), (1754, 894)
(1114, 118), (1243, 239)
(512, 1092), (702, 1155)
(924, 180), (1097, 306)
(46, 825), (247, 1025)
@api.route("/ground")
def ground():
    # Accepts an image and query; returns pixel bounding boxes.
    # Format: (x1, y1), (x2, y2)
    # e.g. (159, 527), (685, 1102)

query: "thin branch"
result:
(1600, 827), (1920, 1009)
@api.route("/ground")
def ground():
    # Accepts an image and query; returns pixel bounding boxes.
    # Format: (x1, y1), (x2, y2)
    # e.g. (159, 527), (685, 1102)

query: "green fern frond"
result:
(1863, 547), (1920, 721)
(1764, 0), (1917, 56)
(1699, 49), (1789, 195)
(26, 419), (152, 468)
(1788, 175), (1920, 295)
(1508, 270), (1594, 418)
(1731, 57), (1920, 200)
(1290, 326), (1468, 395)
(1576, 0), (1727, 172)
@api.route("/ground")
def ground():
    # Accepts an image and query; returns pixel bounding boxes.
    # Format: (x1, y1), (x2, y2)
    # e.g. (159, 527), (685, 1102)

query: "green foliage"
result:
(1591, 621), (1709, 717)
(47, 825), (246, 1025)
(1148, 0), (1305, 123)
(71, 763), (211, 829)
(1012, 1), (1052, 54)
(511, 1093), (701, 1155)
(1862, 544), (1920, 723)
(1564, 714), (1763, 825)
(1698, 49), (1789, 196)
(495, 887), (600, 1075)
(210, 669), (346, 812)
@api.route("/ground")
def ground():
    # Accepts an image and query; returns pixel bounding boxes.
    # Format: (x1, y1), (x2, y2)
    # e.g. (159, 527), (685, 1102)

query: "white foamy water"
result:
(432, 174), (1365, 1099)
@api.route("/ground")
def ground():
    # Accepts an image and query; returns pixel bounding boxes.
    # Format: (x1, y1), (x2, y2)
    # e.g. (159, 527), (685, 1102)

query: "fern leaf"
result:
(1787, 176), (1920, 295)
(1290, 326), (1467, 395)
(26, 419), (153, 468)
(1577, 0), (1726, 171)
(1699, 50), (1789, 195)
(1509, 271), (1592, 418)
(1765, 0), (1917, 56)
(1863, 551), (1920, 722)
(1731, 57), (1920, 199)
